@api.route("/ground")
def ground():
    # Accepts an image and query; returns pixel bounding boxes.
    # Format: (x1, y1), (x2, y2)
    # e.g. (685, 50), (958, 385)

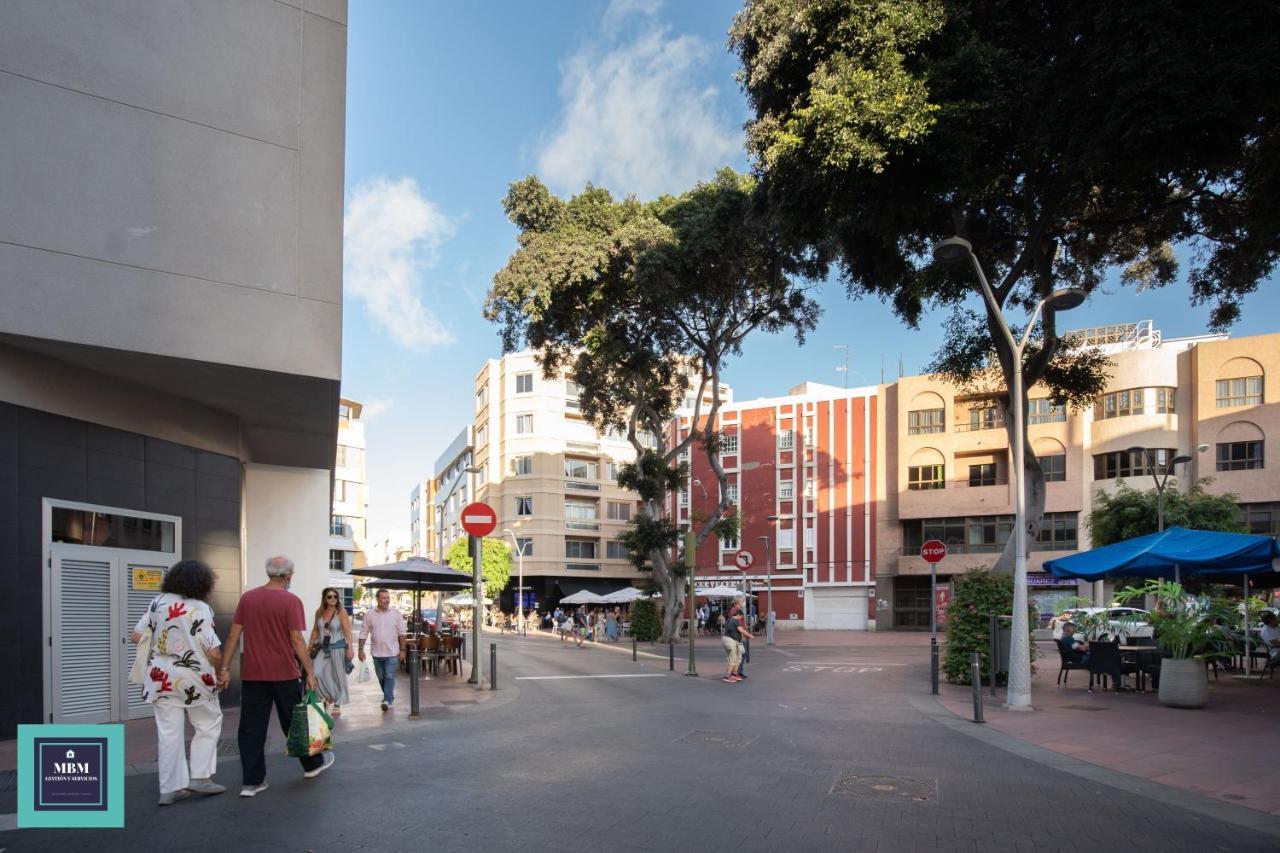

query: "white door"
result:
(50, 554), (116, 724)
(123, 560), (169, 719)
(811, 587), (868, 630)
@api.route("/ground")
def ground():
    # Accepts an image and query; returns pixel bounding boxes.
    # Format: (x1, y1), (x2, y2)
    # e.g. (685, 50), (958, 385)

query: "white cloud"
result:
(361, 397), (395, 420)
(343, 177), (456, 349)
(536, 10), (740, 200)
(602, 0), (663, 34)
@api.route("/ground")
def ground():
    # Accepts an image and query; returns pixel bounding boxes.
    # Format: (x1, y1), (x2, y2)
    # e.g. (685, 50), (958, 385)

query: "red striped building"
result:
(670, 382), (879, 630)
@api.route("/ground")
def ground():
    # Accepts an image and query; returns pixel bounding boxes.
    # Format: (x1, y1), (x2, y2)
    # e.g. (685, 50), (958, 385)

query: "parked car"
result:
(419, 608), (457, 633)
(1051, 606), (1154, 642)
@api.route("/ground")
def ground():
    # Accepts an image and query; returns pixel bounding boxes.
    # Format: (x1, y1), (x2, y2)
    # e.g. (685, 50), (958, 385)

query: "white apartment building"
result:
(409, 479), (434, 558)
(432, 426), (475, 557)
(329, 398), (369, 606)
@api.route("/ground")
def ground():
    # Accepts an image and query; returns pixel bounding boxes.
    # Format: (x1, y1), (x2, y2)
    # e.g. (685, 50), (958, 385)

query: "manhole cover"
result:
(831, 774), (935, 802)
(675, 730), (759, 748)
(1060, 705), (1109, 712)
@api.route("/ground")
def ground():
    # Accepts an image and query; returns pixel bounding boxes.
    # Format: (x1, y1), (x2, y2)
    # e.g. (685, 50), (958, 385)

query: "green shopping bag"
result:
(286, 689), (334, 758)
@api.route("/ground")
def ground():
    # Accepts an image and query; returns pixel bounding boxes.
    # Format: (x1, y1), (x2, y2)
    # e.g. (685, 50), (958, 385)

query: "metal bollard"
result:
(970, 652), (985, 723)
(930, 637), (939, 695)
(669, 641), (674, 671)
(988, 613), (999, 697)
(632, 634), (637, 661)
(490, 643), (497, 691)
(408, 646), (422, 718)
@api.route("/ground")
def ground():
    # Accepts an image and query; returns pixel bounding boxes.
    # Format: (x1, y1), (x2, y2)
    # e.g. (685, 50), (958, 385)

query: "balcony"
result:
(954, 419), (1005, 433)
(566, 521), (601, 531)
(565, 562), (600, 572)
(565, 480), (600, 492)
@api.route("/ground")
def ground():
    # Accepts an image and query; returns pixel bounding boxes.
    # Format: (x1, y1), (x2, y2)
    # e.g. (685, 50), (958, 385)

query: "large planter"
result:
(1158, 657), (1209, 709)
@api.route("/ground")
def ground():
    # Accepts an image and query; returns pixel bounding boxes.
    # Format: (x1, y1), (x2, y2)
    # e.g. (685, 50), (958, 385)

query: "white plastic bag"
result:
(357, 660), (372, 684)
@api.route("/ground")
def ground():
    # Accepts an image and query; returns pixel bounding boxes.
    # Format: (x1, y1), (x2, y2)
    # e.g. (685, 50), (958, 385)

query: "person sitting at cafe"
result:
(1262, 612), (1280, 661)
(1057, 621), (1090, 665)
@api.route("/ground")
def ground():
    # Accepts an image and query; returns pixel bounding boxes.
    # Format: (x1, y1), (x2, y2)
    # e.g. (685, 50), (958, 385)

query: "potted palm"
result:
(1114, 580), (1235, 709)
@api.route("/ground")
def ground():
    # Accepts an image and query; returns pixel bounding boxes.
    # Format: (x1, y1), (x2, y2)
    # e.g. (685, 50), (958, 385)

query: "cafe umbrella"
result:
(351, 556), (474, 624)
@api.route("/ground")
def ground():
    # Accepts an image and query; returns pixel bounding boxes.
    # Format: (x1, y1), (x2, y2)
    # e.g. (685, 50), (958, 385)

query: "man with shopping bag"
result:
(219, 556), (336, 797)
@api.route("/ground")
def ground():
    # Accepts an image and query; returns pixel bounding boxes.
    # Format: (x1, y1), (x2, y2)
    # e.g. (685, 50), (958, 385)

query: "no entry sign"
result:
(921, 539), (947, 564)
(461, 502), (497, 538)
(734, 550), (754, 569)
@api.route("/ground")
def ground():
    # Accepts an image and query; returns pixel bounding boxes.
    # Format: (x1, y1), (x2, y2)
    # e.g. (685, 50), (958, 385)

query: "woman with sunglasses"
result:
(308, 587), (353, 716)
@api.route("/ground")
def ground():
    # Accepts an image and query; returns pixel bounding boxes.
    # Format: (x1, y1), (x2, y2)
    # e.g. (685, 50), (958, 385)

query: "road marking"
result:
(515, 674), (668, 681)
(791, 661), (907, 666)
(773, 648), (797, 657)
(784, 664), (885, 673)
(368, 742), (406, 751)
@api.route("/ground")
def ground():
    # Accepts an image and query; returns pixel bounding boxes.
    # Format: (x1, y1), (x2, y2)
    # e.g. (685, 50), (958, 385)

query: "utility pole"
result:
(834, 344), (849, 389)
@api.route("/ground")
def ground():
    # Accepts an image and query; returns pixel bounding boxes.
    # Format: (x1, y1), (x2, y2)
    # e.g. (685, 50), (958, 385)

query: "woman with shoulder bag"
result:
(308, 587), (353, 716)
(130, 559), (226, 805)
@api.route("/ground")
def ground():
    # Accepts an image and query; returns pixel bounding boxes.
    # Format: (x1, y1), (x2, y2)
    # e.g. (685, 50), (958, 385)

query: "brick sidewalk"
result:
(937, 640), (1280, 815)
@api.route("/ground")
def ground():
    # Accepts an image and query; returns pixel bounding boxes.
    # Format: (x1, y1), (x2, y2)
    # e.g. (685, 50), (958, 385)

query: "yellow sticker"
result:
(131, 568), (163, 591)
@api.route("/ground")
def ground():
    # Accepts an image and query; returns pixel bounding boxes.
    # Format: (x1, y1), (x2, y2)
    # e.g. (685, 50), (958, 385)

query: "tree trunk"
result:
(990, 385), (1046, 575)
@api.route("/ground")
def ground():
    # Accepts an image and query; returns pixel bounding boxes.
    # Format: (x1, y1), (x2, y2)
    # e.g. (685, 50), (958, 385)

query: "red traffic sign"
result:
(734, 550), (754, 569)
(921, 539), (947, 564)
(461, 502), (498, 538)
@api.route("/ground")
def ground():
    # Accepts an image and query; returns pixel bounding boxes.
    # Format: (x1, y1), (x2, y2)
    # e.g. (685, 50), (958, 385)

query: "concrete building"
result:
(328, 398), (368, 607)
(432, 426), (475, 558)
(0, 1), (347, 735)
(409, 478), (436, 558)
(469, 353), (652, 610)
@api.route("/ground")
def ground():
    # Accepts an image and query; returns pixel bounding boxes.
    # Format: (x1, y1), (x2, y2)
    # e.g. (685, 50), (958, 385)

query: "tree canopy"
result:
(485, 169), (819, 638)
(444, 537), (511, 598)
(1088, 481), (1247, 547)
(730, 0), (1280, 569)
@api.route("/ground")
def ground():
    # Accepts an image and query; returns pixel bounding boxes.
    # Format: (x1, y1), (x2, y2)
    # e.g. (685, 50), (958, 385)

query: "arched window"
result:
(907, 447), (946, 490)
(907, 392), (946, 435)
(1216, 357), (1265, 408)
(1216, 421), (1264, 471)
(1034, 437), (1067, 482)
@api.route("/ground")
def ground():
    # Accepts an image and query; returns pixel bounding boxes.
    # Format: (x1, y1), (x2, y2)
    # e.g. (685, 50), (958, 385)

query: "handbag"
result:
(286, 689), (333, 758)
(129, 621), (153, 686)
(357, 660), (372, 683)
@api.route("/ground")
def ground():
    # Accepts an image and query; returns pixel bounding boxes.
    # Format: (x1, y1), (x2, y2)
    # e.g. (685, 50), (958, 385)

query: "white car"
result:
(1052, 607), (1154, 642)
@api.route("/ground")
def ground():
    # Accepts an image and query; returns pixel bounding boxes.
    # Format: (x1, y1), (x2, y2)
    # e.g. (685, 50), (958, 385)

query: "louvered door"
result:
(51, 557), (116, 723)
(124, 563), (167, 719)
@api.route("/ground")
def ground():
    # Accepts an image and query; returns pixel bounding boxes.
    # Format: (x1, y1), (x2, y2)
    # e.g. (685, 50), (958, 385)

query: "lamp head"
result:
(931, 236), (973, 265)
(1196, 443), (1210, 453)
(1172, 455), (1193, 466)
(1046, 288), (1087, 311)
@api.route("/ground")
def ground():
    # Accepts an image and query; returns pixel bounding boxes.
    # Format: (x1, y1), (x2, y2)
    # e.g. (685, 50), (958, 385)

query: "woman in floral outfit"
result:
(131, 559), (226, 805)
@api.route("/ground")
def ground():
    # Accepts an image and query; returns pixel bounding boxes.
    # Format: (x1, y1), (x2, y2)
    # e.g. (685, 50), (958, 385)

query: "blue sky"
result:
(341, 0), (1278, 546)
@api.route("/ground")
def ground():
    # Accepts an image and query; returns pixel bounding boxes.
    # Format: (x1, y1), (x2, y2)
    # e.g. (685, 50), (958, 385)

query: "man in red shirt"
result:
(219, 555), (334, 797)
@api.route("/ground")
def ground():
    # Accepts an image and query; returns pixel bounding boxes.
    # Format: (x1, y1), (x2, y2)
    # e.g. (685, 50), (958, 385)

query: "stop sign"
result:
(460, 502), (497, 538)
(734, 550), (754, 569)
(921, 539), (947, 564)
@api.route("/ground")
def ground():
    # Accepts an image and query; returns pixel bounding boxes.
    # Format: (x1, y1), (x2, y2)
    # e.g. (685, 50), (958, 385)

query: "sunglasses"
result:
(325, 595), (338, 600)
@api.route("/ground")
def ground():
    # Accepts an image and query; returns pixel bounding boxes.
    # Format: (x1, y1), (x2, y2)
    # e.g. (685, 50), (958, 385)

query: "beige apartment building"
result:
(877, 322), (1280, 629)
(329, 398), (369, 607)
(469, 352), (651, 610)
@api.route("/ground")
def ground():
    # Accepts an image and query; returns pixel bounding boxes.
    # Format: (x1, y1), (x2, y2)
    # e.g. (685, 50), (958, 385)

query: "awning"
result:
(555, 580), (630, 598)
(1044, 526), (1280, 582)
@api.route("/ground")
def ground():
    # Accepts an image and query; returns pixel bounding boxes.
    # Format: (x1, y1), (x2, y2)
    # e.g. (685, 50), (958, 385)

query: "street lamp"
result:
(932, 235), (1086, 712)
(758, 513), (779, 644)
(455, 464), (483, 686)
(1124, 446), (1199, 534)
(503, 528), (529, 635)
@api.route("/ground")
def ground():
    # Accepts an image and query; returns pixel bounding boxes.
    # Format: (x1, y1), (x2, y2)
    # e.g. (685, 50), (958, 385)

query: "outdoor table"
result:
(1118, 645), (1154, 692)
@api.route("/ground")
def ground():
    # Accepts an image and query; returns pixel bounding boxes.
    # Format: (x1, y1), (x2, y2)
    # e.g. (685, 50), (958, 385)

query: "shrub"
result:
(629, 598), (661, 642)
(942, 569), (1037, 685)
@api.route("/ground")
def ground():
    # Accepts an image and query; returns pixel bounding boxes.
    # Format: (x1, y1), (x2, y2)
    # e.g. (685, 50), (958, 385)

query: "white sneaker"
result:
(158, 789), (190, 806)
(187, 778), (226, 795)
(239, 782), (268, 797)
(303, 751), (335, 779)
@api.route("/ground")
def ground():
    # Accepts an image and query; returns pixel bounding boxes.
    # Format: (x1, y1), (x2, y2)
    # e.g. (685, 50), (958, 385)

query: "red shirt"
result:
(233, 586), (306, 681)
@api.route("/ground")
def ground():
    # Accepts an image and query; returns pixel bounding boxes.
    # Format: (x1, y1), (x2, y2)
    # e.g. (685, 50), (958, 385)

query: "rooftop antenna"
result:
(834, 344), (849, 389)
(898, 354), (904, 379)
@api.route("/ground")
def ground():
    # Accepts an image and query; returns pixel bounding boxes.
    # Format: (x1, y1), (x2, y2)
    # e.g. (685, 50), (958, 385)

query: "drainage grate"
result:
(1060, 705), (1109, 712)
(674, 730), (759, 748)
(831, 774), (936, 803)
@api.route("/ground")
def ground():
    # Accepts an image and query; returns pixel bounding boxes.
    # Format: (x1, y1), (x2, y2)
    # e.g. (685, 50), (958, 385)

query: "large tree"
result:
(444, 537), (511, 600)
(486, 169), (819, 640)
(730, 0), (1280, 571)
(1088, 482), (1247, 547)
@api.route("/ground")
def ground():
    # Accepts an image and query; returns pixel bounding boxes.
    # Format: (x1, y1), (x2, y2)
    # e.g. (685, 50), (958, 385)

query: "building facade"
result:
(431, 425), (475, 560)
(0, 1), (347, 734)
(328, 398), (369, 606)
(408, 478), (436, 558)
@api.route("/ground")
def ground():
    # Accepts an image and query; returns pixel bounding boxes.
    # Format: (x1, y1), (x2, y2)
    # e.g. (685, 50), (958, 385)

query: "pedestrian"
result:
(131, 559), (226, 805)
(734, 603), (752, 680)
(721, 600), (745, 683)
(219, 556), (333, 798)
(573, 606), (587, 648)
(605, 608), (619, 642)
(308, 587), (353, 717)
(358, 588), (406, 711)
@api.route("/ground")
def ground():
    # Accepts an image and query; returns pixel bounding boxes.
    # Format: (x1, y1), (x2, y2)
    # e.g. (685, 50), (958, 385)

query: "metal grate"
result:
(674, 730), (758, 748)
(831, 774), (936, 802)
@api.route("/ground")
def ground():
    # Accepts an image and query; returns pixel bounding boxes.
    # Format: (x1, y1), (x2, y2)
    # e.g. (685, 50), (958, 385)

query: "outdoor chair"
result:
(1087, 641), (1135, 692)
(423, 634), (442, 675)
(440, 635), (463, 676)
(1056, 649), (1090, 685)
(1136, 649), (1162, 692)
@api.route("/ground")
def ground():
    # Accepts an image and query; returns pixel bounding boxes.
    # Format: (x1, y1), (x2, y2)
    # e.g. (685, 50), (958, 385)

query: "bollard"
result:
(632, 634), (637, 661)
(970, 652), (985, 723)
(988, 613), (999, 697)
(930, 637), (939, 695)
(669, 641), (675, 671)
(490, 643), (497, 691)
(408, 646), (422, 718)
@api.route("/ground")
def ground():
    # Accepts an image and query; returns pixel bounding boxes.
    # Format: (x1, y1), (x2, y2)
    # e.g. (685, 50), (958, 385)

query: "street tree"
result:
(444, 537), (511, 600)
(730, 0), (1280, 571)
(486, 169), (820, 639)
(1088, 481), (1247, 547)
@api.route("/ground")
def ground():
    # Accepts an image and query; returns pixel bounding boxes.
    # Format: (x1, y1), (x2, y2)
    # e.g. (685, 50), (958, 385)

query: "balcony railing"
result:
(566, 521), (600, 531)
(565, 562), (600, 572)
(954, 419), (1005, 432)
(565, 481), (600, 491)
(329, 522), (352, 537)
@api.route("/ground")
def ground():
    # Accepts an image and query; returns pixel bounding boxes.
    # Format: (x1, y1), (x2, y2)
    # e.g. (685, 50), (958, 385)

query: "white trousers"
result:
(153, 701), (223, 794)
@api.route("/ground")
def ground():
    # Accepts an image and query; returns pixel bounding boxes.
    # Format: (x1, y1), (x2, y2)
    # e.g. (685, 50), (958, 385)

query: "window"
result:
(335, 444), (348, 467)
(1093, 448), (1175, 480)
(607, 540), (630, 560)
(804, 526), (816, 549)
(475, 387), (487, 411)
(330, 515), (347, 536)
(908, 408), (945, 435)
(1239, 502), (1280, 536)
(803, 478), (815, 499)
(338, 403), (352, 423)
(475, 425), (487, 447)
(901, 516), (1013, 555)
(565, 380), (582, 411)
(333, 479), (346, 501)
(724, 483), (738, 504)
(515, 414), (533, 434)
(515, 373), (533, 394)
(515, 537), (534, 556)
(1033, 512), (1078, 551)
(908, 465), (945, 490)
(564, 458), (597, 480)
(607, 501), (632, 521)
(1028, 399), (1066, 425)
(515, 496), (533, 516)
(1217, 376), (1263, 408)
(720, 535), (739, 551)
(513, 455), (533, 475)
(804, 426), (816, 446)
(678, 488), (689, 506)
(967, 463), (997, 487)
(1095, 387), (1166, 419)
(565, 501), (598, 521)
(51, 508), (176, 552)
(1155, 387), (1176, 414)
(565, 538), (597, 559)
(779, 480), (794, 499)
(720, 433), (739, 454)
(779, 429), (795, 450)
(605, 462), (618, 481)
(1041, 454), (1066, 482)
(1217, 441), (1264, 471)
(965, 407), (1002, 431)
(475, 464), (486, 484)
(329, 549), (346, 572)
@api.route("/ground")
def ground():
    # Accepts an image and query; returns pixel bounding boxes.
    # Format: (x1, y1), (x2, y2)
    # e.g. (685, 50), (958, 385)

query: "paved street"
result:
(5, 632), (1280, 852)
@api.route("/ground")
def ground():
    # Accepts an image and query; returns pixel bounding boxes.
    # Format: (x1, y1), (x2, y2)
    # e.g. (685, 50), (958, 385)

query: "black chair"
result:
(1056, 648), (1090, 685)
(1136, 649), (1163, 692)
(1087, 641), (1136, 692)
